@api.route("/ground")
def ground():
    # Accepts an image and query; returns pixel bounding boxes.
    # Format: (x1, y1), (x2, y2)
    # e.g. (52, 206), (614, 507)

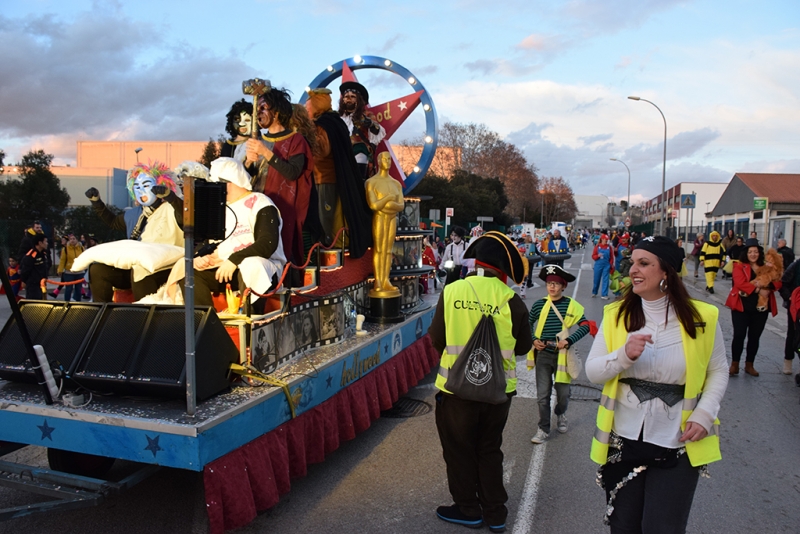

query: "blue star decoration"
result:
(144, 435), (163, 458)
(37, 420), (55, 441)
(383, 343), (389, 355)
(326, 373), (333, 389)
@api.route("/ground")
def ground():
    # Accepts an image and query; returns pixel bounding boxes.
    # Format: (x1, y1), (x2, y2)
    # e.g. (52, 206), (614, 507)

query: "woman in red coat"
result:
(724, 239), (782, 376)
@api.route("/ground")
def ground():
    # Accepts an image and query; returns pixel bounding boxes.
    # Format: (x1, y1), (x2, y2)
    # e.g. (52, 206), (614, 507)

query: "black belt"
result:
(619, 378), (684, 407)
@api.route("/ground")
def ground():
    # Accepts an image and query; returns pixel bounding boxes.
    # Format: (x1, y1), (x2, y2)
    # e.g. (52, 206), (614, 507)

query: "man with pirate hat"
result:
(528, 264), (592, 444)
(338, 80), (386, 179)
(428, 231), (532, 533)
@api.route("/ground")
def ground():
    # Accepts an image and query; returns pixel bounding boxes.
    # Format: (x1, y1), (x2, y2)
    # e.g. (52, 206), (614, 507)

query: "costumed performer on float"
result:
(220, 99), (255, 163)
(80, 162), (184, 302)
(245, 86), (313, 282)
(338, 81), (386, 179)
(167, 157), (286, 308)
(365, 151), (404, 296)
(305, 87), (373, 256)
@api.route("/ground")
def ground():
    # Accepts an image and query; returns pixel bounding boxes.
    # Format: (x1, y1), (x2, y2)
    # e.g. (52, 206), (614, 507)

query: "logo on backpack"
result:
(465, 347), (493, 386)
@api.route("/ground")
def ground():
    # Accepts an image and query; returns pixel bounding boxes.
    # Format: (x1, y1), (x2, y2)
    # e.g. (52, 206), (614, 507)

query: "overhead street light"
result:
(610, 158), (631, 223)
(628, 96), (667, 236)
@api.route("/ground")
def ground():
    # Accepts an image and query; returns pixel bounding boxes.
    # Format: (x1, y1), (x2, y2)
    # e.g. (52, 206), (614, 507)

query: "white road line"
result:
(512, 259), (582, 534)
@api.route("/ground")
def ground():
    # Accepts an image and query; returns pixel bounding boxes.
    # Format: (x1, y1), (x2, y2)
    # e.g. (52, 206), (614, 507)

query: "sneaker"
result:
(486, 522), (506, 533)
(708, 287), (714, 294)
(783, 360), (793, 375)
(591, 294), (597, 298)
(557, 414), (568, 433)
(601, 296), (609, 300)
(530, 428), (548, 444)
(436, 505), (482, 529)
(520, 287), (526, 298)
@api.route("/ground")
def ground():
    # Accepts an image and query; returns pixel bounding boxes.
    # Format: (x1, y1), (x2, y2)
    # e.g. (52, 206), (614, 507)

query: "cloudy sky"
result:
(1, 0), (798, 203)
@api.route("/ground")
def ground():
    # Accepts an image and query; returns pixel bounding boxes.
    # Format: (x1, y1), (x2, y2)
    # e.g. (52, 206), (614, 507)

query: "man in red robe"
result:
(246, 88), (314, 279)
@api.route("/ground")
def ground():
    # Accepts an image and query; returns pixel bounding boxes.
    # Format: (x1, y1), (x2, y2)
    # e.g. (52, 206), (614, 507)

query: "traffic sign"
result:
(680, 194), (696, 209)
(753, 197), (768, 210)
(446, 207), (454, 217)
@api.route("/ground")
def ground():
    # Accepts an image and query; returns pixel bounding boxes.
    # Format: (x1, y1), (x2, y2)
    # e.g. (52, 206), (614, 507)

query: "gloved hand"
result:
(85, 187), (100, 201)
(152, 185), (170, 198)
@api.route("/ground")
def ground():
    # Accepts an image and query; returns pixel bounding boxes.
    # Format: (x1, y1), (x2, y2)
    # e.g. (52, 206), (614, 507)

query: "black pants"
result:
(88, 264), (170, 302)
(180, 268), (242, 307)
(25, 277), (44, 300)
(444, 267), (461, 286)
(435, 391), (512, 526)
(785, 307), (797, 360)
(730, 309), (769, 363)
(602, 452), (700, 534)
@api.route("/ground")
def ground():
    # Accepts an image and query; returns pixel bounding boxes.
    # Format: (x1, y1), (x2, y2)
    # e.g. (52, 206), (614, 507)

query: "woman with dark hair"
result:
(724, 239), (781, 376)
(297, 311), (319, 346)
(586, 236), (728, 533)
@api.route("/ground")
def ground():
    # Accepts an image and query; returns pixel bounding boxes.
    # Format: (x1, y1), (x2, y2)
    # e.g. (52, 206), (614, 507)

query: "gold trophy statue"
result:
(365, 151), (405, 322)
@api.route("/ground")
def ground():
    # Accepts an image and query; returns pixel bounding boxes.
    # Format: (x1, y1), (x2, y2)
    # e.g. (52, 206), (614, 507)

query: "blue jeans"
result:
(593, 262), (611, 297)
(62, 272), (84, 301)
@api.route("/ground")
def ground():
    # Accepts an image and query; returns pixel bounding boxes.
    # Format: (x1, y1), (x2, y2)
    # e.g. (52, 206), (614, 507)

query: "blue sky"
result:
(1, 0), (798, 204)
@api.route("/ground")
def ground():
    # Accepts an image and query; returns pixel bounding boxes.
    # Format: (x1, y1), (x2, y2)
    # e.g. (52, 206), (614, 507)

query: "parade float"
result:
(0, 56), (439, 533)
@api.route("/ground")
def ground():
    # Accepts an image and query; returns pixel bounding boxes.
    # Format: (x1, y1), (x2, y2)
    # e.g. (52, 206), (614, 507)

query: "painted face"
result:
(257, 101), (274, 129)
(450, 232), (461, 243)
(747, 247), (760, 263)
(237, 111), (253, 137)
(629, 249), (667, 301)
(133, 175), (157, 207)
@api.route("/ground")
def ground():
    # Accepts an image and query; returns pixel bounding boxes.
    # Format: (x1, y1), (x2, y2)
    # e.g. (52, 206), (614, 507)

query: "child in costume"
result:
(591, 233), (615, 299)
(529, 264), (593, 443)
(6, 256), (22, 296)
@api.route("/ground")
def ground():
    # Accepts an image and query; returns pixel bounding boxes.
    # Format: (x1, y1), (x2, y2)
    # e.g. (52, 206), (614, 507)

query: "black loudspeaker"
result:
(194, 181), (227, 241)
(0, 301), (104, 383)
(72, 304), (238, 400)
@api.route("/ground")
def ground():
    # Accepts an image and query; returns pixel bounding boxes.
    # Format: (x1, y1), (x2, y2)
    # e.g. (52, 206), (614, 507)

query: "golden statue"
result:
(365, 151), (404, 297)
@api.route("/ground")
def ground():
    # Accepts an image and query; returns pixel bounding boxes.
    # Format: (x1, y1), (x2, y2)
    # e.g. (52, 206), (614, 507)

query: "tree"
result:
(60, 205), (127, 244)
(199, 137), (221, 167)
(539, 176), (578, 225)
(413, 170), (511, 229)
(437, 122), (539, 220)
(0, 148), (5, 174)
(0, 150), (70, 228)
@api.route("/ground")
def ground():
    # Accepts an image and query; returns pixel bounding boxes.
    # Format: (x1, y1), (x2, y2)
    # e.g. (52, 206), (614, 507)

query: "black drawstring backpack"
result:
(444, 280), (511, 405)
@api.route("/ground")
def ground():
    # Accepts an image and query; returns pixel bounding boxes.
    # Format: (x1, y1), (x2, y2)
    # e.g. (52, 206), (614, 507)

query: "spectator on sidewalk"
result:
(689, 233), (704, 278)
(780, 257), (800, 375)
(19, 234), (50, 300)
(777, 239), (795, 271)
(57, 234), (85, 302)
(725, 239), (781, 377)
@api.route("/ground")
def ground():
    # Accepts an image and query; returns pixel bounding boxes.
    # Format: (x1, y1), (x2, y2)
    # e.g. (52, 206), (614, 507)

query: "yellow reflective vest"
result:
(590, 300), (722, 467)
(436, 276), (519, 394)
(528, 297), (585, 384)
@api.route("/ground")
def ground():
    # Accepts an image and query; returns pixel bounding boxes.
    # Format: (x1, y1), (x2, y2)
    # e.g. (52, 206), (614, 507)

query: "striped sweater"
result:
(528, 296), (590, 347)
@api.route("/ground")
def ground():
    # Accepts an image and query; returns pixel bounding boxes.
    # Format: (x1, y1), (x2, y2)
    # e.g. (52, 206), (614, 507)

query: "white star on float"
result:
(398, 101), (407, 110)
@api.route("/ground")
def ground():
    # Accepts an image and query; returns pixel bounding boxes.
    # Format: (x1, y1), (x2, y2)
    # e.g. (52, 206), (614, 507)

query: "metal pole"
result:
(610, 159), (630, 222)
(183, 176), (197, 416)
(628, 97), (667, 236)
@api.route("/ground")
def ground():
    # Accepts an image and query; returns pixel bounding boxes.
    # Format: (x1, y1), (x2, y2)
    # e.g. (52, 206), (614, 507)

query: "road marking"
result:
(512, 259), (582, 534)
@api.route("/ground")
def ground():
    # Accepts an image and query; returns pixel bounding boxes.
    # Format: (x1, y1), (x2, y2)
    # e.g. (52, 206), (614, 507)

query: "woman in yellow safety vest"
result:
(586, 236), (729, 533)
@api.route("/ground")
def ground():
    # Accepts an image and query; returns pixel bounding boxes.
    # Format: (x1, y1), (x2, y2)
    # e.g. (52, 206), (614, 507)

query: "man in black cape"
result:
(305, 88), (373, 258)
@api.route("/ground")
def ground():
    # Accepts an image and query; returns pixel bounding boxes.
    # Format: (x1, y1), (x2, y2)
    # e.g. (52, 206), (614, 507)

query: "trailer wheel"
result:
(47, 448), (116, 479)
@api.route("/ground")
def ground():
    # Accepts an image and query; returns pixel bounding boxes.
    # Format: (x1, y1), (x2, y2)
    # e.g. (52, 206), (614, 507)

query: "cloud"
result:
(464, 58), (542, 77)
(0, 11), (253, 162)
(378, 34), (405, 53)
(579, 133), (614, 145)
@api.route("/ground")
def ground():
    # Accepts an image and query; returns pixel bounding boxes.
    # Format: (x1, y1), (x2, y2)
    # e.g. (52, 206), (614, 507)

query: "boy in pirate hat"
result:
(528, 264), (592, 443)
(428, 231), (532, 532)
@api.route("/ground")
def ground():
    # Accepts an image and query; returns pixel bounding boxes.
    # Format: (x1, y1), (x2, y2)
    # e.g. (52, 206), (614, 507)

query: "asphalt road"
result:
(0, 249), (799, 533)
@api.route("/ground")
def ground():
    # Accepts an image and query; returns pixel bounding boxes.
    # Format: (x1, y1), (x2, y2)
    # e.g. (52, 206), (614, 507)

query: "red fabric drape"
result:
(203, 335), (439, 533)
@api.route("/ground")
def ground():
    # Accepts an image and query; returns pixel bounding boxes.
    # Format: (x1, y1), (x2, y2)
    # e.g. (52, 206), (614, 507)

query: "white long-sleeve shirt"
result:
(586, 296), (729, 449)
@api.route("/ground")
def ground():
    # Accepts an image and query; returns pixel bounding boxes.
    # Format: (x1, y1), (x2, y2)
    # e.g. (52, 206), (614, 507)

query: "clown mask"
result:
(133, 175), (157, 207)
(237, 111), (253, 137)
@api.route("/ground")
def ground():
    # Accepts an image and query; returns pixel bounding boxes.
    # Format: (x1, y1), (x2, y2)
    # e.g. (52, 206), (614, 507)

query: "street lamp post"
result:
(628, 96), (667, 236)
(610, 158), (630, 223)
(539, 189), (545, 228)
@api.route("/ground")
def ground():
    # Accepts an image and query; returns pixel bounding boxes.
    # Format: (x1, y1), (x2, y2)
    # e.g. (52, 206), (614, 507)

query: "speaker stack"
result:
(0, 301), (238, 401)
